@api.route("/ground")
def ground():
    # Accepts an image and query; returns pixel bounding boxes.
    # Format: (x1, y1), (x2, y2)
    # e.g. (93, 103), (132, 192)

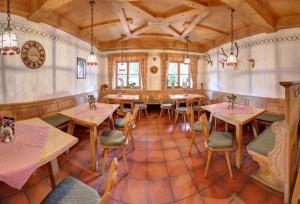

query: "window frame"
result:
(167, 61), (191, 88)
(115, 61), (141, 89)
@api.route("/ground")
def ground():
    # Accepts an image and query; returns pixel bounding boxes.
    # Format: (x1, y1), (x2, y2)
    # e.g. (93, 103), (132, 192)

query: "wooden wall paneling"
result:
(279, 81), (300, 203)
(42, 102), (60, 115)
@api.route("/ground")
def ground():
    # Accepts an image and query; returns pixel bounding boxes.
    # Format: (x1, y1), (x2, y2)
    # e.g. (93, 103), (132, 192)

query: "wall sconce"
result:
(248, 58), (255, 68)
(204, 53), (213, 66)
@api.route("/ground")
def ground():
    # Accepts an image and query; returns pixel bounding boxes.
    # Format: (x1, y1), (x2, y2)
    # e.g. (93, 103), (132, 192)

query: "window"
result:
(167, 62), (190, 87)
(116, 62), (140, 88)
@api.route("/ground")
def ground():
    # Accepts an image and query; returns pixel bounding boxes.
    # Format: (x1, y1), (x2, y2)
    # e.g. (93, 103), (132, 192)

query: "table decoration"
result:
(0, 116), (15, 143)
(227, 94), (237, 109)
(87, 95), (96, 110)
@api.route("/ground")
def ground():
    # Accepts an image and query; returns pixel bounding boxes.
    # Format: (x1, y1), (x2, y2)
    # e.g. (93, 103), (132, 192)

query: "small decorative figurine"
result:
(87, 95), (96, 110)
(0, 116), (15, 143)
(227, 94), (237, 109)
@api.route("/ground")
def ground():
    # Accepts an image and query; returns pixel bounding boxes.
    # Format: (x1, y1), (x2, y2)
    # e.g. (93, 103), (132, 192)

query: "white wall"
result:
(0, 14), (101, 104)
(203, 28), (300, 99)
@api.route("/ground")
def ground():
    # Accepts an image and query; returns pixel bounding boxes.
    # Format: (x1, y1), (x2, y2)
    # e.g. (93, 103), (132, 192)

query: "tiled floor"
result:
(0, 111), (284, 204)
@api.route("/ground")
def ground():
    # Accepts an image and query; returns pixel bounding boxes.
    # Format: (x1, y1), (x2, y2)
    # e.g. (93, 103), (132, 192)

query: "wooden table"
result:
(169, 94), (206, 100)
(103, 94), (139, 101)
(59, 103), (119, 171)
(201, 102), (265, 168)
(18, 118), (78, 188)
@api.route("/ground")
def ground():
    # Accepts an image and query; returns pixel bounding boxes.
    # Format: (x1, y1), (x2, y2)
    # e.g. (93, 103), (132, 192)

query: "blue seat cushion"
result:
(161, 103), (172, 109)
(43, 115), (69, 128)
(207, 132), (233, 149)
(248, 126), (276, 156)
(101, 130), (126, 146)
(175, 107), (187, 113)
(192, 121), (212, 132)
(192, 105), (201, 110)
(42, 177), (100, 204)
(136, 104), (147, 109)
(114, 118), (125, 128)
(256, 113), (285, 123)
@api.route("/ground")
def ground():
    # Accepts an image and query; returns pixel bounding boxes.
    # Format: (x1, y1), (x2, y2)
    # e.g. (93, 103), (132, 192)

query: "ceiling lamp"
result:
(184, 36), (190, 64)
(226, 8), (237, 67)
(0, 0), (20, 56)
(119, 34), (126, 71)
(87, 0), (97, 66)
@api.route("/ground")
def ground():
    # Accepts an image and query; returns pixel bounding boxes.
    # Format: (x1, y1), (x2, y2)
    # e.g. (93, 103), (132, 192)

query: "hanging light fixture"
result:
(184, 36), (190, 64)
(87, 0), (98, 66)
(0, 0), (20, 56)
(119, 34), (126, 71)
(226, 8), (237, 67)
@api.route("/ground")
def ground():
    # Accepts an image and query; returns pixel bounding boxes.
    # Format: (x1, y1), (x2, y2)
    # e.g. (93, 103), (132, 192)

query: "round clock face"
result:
(150, 66), (158, 74)
(21, 41), (46, 69)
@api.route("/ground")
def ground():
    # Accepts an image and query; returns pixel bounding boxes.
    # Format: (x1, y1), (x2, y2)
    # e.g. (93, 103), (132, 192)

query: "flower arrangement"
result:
(227, 94), (237, 109)
(0, 116), (15, 143)
(87, 95), (96, 110)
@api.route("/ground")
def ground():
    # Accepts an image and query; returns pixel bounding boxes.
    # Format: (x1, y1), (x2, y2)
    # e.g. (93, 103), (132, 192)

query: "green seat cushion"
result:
(124, 108), (132, 113)
(114, 118), (125, 128)
(248, 126), (276, 156)
(136, 104), (147, 109)
(192, 105), (201, 110)
(207, 132), (233, 149)
(42, 177), (100, 204)
(101, 130), (126, 146)
(175, 107), (187, 113)
(161, 103), (173, 109)
(192, 121), (212, 132)
(256, 113), (285, 123)
(43, 115), (69, 128)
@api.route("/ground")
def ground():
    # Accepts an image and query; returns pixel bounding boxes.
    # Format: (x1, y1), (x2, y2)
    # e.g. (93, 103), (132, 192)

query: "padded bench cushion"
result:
(43, 115), (69, 128)
(248, 126), (276, 156)
(256, 113), (285, 123)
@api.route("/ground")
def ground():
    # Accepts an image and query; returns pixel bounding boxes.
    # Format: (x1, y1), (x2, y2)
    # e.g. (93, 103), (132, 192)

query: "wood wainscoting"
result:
(0, 91), (99, 120)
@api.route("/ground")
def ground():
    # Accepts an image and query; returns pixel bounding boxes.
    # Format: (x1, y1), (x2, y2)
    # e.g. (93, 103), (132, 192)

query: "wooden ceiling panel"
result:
(2, 0), (300, 52)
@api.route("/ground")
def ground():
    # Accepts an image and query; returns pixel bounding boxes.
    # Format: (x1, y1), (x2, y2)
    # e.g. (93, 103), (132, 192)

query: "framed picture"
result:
(77, 58), (86, 79)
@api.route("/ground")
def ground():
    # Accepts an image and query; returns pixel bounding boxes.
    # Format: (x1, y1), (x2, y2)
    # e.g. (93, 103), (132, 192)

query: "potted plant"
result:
(227, 94), (237, 109)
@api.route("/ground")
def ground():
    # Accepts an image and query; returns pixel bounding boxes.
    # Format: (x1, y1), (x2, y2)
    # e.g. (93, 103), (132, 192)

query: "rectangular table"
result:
(169, 94), (206, 100)
(202, 102), (265, 168)
(103, 94), (139, 101)
(59, 103), (119, 171)
(0, 118), (78, 189)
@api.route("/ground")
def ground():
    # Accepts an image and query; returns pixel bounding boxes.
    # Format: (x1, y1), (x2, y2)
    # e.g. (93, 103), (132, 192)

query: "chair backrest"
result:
(187, 107), (194, 126)
(124, 112), (135, 137)
(132, 106), (139, 123)
(99, 158), (118, 204)
(200, 113), (210, 139)
(142, 95), (149, 105)
(158, 93), (165, 105)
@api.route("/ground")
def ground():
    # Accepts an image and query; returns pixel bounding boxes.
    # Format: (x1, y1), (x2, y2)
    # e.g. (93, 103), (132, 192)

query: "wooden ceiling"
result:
(1, 0), (300, 52)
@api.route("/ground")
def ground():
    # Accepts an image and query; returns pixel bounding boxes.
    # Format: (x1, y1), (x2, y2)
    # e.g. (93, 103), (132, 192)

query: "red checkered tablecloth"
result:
(0, 123), (48, 189)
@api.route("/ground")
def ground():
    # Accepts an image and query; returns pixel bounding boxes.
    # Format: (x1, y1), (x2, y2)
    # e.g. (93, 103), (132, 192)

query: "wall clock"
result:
(21, 41), (46, 69)
(150, 66), (158, 74)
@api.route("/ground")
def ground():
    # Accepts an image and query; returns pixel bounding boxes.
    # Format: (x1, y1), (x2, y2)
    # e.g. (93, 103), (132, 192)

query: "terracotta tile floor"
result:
(0, 111), (284, 204)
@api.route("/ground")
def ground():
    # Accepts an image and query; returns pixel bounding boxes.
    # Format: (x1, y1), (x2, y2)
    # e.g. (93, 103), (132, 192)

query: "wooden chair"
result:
(200, 113), (233, 178)
(114, 106), (139, 149)
(42, 158), (118, 204)
(100, 112), (134, 174)
(158, 93), (172, 119)
(174, 99), (189, 125)
(136, 95), (149, 119)
(191, 98), (205, 119)
(187, 107), (212, 155)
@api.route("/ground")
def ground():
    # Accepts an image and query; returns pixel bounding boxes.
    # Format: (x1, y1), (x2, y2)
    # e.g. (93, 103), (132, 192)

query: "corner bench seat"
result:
(248, 126), (276, 156)
(256, 113), (285, 123)
(42, 114), (69, 129)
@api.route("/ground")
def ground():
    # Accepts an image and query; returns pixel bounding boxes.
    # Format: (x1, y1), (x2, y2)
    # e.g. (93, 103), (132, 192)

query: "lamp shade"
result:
(87, 52), (98, 66)
(184, 57), (190, 64)
(226, 52), (237, 66)
(0, 31), (20, 55)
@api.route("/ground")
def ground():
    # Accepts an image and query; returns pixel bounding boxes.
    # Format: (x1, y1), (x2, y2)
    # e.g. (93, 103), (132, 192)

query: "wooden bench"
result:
(247, 121), (287, 192)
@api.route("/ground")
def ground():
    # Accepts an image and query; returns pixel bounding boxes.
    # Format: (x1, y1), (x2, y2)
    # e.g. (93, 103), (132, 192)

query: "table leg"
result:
(48, 158), (59, 189)
(235, 124), (243, 168)
(67, 120), (75, 135)
(90, 126), (98, 171)
(251, 119), (258, 137)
